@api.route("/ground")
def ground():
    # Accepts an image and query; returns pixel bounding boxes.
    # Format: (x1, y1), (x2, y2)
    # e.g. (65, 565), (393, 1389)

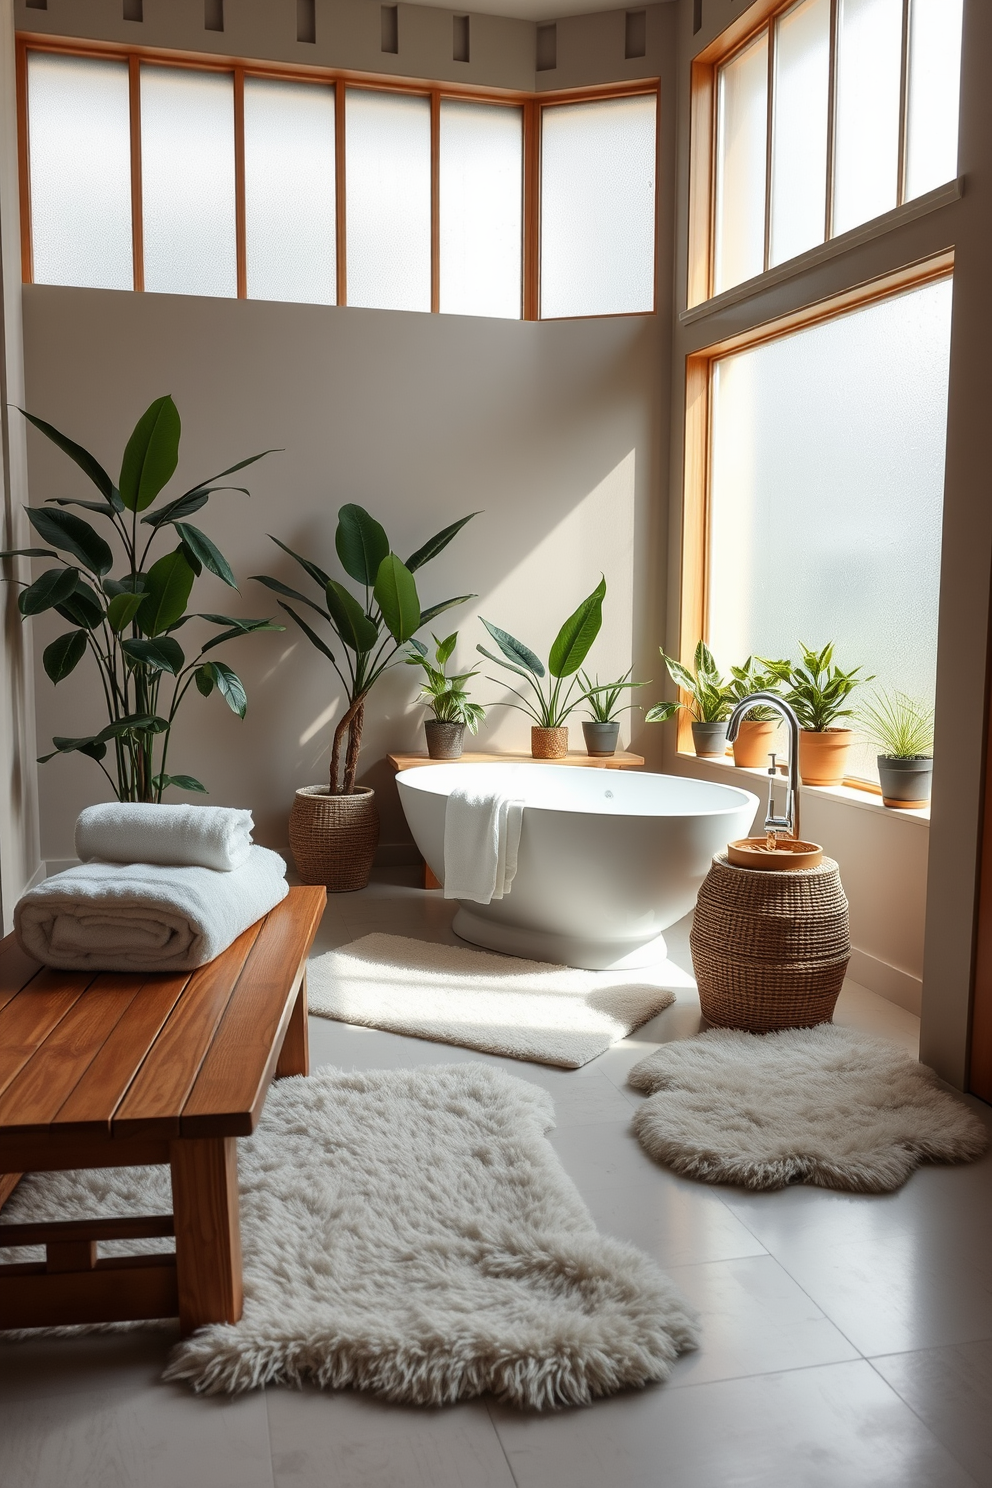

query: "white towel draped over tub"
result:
(442, 785), (524, 905)
(15, 846), (288, 972)
(74, 802), (255, 873)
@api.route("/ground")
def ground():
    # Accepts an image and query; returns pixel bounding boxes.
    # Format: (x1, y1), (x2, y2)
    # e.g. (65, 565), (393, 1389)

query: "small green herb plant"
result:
(580, 668), (647, 723)
(858, 690), (934, 759)
(645, 642), (735, 725)
(478, 578), (606, 728)
(727, 655), (789, 721)
(780, 643), (872, 732)
(407, 631), (486, 733)
(0, 396), (282, 801)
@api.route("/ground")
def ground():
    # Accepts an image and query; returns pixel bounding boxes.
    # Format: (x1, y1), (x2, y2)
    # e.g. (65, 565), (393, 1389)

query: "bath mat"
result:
(628, 1025), (988, 1193)
(306, 933), (677, 1068)
(0, 1063), (698, 1406)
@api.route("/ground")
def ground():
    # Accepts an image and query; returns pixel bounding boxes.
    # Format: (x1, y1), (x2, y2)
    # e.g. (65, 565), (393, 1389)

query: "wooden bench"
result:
(0, 885), (325, 1336)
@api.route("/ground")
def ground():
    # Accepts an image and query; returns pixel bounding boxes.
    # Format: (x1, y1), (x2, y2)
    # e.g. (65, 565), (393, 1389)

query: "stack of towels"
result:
(15, 803), (288, 972)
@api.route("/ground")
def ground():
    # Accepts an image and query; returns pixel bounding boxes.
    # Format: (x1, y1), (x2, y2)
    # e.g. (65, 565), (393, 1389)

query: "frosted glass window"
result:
(28, 53), (132, 290)
(714, 34), (768, 295)
(140, 67), (236, 298)
(540, 95), (656, 320)
(906, 0), (964, 201)
(439, 100), (522, 320)
(832, 0), (902, 237)
(770, 0), (830, 266)
(345, 89), (431, 313)
(707, 278), (952, 781)
(244, 78), (336, 305)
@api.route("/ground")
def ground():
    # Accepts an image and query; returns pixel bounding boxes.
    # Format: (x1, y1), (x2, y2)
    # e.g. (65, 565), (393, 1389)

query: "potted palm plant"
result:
(253, 504), (476, 890)
(727, 655), (789, 767)
(645, 642), (735, 756)
(478, 578), (606, 758)
(406, 631), (485, 760)
(858, 690), (934, 808)
(783, 643), (872, 786)
(578, 668), (646, 756)
(0, 396), (281, 799)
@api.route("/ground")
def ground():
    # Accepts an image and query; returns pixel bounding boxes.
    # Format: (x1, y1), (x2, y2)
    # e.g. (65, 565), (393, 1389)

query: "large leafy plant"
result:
(781, 642), (871, 732)
(0, 397), (280, 800)
(406, 631), (486, 732)
(253, 505), (477, 795)
(645, 642), (736, 725)
(727, 655), (790, 721)
(478, 579), (607, 728)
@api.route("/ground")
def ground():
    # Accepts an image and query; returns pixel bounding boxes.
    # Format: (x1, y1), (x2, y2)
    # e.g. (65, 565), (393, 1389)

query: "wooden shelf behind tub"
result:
(386, 750), (646, 889)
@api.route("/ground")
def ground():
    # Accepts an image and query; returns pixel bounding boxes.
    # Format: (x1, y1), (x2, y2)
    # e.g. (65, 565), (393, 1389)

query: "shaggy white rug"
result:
(1, 1063), (698, 1406)
(306, 934), (677, 1068)
(628, 1026), (989, 1193)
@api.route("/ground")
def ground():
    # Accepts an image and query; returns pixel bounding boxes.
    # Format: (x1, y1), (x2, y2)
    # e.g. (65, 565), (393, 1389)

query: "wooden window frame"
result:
(677, 248), (954, 780)
(16, 32), (659, 323)
(689, 0), (921, 310)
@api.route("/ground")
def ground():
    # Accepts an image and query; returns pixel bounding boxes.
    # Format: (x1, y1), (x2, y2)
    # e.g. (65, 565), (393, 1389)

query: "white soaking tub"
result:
(396, 763), (759, 970)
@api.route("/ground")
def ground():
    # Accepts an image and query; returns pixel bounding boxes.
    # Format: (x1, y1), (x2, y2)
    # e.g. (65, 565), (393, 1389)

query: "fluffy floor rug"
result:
(0, 1063), (698, 1406)
(306, 934), (677, 1068)
(628, 1025), (989, 1193)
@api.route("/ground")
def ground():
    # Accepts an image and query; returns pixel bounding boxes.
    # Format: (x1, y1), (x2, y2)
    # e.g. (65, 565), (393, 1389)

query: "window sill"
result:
(680, 176), (964, 327)
(676, 750), (930, 825)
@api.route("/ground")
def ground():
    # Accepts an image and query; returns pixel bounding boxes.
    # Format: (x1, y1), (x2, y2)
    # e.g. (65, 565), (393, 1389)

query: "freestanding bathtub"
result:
(396, 763), (759, 970)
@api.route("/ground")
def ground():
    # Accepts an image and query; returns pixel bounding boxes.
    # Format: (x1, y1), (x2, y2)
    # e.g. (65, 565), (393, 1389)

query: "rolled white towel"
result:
(443, 785), (524, 905)
(15, 845), (288, 972)
(75, 802), (255, 872)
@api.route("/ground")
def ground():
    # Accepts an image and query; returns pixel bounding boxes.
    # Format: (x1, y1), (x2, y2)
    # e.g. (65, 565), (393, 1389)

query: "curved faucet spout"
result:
(726, 692), (801, 841)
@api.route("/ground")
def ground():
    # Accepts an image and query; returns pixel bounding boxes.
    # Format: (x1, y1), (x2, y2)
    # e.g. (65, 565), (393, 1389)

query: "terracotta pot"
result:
(425, 720), (465, 760)
(878, 755), (933, 809)
(732, 718), (778, 769)
(288, 785), (379, 892)
(798, 729), (852, 786)
(691, 720), (729, 757)
(531, 726), (569, 759)
(582, 720), (620, 757)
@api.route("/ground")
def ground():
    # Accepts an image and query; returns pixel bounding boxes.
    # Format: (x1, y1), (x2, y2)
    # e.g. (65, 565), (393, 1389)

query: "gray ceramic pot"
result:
(878, 755), (932, 809)
(582, 720), (620, 757)
(425, 720), (465, 760)
(691, 720), (729, 758)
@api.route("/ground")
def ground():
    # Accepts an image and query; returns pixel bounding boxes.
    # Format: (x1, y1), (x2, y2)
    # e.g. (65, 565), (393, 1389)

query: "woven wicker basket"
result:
(690, 851), (850, 1032)
(288, 785), (379, 893)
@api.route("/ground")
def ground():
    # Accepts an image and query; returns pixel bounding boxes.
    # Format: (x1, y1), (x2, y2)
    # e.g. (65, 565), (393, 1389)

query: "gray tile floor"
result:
(2, 867), (990, 1488)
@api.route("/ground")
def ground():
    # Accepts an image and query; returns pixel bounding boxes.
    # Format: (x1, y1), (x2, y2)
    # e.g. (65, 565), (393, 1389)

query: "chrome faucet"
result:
(725, 692), (802, 841)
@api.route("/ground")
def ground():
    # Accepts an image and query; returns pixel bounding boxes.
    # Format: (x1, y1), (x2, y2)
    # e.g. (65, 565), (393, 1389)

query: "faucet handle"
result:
(767, 752), (777, 776)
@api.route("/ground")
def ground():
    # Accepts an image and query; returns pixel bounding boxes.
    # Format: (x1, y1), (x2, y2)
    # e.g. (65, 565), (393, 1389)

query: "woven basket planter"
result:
(531, 726), (569, 759)
(690, 852), (850, 1033)
(289, 785), (379, 893)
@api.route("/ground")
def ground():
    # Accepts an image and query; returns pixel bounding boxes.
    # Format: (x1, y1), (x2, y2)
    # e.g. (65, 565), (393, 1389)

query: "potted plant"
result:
(645, 642), (735, 756)
(858, 690), (934, 808)
(478, 578), (606, 758)
(727, 655), (790, 767)
(406, 631), (486, 760)
(783, 643), (872, 786)
(253, 504), (477, 890)
(578, 668), (646, 757)
(0, 396), (282, 799)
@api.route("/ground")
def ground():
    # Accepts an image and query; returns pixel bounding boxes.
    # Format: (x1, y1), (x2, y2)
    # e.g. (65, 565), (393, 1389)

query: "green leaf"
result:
(140, 489), (209, 527)
(200, 661), (247, 718)
(43, 629), (88, 683)
(174, 523), (237, 588)
(335, 505), (389, 586)
(410, 594), (474, 627)
(476, 643), (540, 683)
(107, 591), (146, 633)
(178, 540), (202, 577)
(548, 577), (606, 678)
(96, 713), (169, 741)
(278, 602), (338, 664)
(373, 553), (421, 643)
(325, 579), (379, 653)
(121, 636), (185, 674)
(179, 449), (280, 495)
(480, 619), (545, 677)
(55, 579), (104, 630)
(18, 566), (79, 617)
(119, 395), (181, 512)
(406, 512), (479, 572)
(0, 547), (60, 561)
(267, 535), (330, 589)
(645, 702), (681, 723)
(151, 772), (208, 794)
(25, 507), (113, 575)
(46, 497), (120, 517)
(435, 632), (457, 665)
(250, 573), (330, 619)
(139, 550), (195, 636)
(17, 409), (114, 500)
(195, 666), (214, 696)
(40, 734), (108, 763)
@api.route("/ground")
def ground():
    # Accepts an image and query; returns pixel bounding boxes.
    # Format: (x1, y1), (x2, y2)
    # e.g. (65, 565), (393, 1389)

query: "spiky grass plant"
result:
(858, 690), (934, 760)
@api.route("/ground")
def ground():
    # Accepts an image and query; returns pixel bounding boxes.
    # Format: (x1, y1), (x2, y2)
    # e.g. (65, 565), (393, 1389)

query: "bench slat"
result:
(111, 922), (263, 1140)
(0, 972), (95, 1102)
(180, 888), (326, 1136)
(0, 942), (42, 1014)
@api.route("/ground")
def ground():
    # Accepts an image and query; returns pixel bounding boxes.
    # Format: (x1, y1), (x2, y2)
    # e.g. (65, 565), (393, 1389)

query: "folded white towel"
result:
(15, 845), (288, 972)
(443, 786), (524, 905)
(75, 802), (255, 873)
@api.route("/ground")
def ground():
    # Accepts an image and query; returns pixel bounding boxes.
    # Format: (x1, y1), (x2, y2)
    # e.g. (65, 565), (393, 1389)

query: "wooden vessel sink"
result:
(727, 838), (824, 871)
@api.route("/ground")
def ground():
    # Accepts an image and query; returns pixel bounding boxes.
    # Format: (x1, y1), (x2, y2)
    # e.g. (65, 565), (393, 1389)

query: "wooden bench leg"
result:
(0, 1174), (22, 1212)
(170, 1136), (242, 1335)
(276, 970), (309, 1078)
